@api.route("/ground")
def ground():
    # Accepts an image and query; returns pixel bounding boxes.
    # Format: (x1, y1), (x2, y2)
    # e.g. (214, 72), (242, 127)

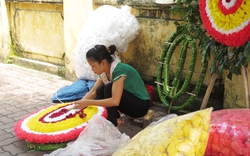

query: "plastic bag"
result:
(205, 109), (250, 156)
(149, 113), (178, 126)
(113, 108), (212, 156)
(44, 115), (130, 156)
(51, 79), (95, 103)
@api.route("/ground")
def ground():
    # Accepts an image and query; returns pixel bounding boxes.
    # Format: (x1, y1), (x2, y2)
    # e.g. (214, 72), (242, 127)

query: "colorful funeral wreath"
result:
(199, 0), (250, 47)
(14, 103), (107, 150)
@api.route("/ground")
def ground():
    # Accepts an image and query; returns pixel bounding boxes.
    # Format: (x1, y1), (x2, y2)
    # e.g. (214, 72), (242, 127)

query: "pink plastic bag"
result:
(205, 109), (250, 156)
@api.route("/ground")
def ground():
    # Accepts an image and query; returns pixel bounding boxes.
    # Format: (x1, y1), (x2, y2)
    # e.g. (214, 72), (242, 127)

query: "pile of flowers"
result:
(199, 0), (250, 47)
(14, 103), (107, 144)
(205, 109), (250, 155)
(113, 108), (212, 155)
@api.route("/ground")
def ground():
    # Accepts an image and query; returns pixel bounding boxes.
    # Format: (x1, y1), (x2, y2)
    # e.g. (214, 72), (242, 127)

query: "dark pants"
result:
(96, 83), (150, 126)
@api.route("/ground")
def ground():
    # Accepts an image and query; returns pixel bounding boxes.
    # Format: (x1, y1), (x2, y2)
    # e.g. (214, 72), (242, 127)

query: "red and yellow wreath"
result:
(199, 0), (250, 47)
(14, 103), (107, 149)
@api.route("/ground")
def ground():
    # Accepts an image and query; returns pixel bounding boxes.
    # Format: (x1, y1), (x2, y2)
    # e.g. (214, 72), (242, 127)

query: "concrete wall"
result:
(63, 0), (93, 81)
(6, 1), (64, 65)
(3, 0), (93, 81)
(224, 69), (250, 108)
(0, 0), (11, 62)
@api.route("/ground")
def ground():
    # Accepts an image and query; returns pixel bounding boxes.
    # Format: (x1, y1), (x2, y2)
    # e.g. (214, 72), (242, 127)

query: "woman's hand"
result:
(74, 99), (89, 109)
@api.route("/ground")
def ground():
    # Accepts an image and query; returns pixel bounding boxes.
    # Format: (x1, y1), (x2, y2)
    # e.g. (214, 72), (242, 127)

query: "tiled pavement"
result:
(0, 63), (168, 156)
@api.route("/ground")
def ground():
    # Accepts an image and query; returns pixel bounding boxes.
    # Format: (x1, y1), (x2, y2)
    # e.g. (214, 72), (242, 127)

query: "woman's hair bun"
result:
(109, 45), (116, 54)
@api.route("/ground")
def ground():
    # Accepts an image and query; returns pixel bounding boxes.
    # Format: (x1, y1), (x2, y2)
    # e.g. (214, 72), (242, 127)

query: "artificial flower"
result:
(205, 109), (250, 155)
(199, 0), (250, 47)
(14, 103), (107, 144)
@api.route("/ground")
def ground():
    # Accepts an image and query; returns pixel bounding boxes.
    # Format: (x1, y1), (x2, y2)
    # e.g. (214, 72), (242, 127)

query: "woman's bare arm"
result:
(82, 78), (103, 99)
(75, 76), (125, 108)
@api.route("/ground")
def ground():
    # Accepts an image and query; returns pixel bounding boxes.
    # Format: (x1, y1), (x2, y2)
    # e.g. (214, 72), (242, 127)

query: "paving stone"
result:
(4, 127), (16, 135)
(0, 110), (13, 116)
(13, 116), (26, 122)
(6, 111), (29, 119)
(0, 137), (20, 147)
(16, 151), (50, 156)
(0, 129), (5, 135)
(0, 152), (12, 156)
(0, 148), (4, 153)
(7, 100), (21, 106)
(0, 134), (13, 142)
(2, 144), (25, 156)
(0, 116), (15, 124)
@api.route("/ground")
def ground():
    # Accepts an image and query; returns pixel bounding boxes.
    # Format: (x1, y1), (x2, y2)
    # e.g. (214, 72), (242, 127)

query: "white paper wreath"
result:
(74, 5), (140, 80)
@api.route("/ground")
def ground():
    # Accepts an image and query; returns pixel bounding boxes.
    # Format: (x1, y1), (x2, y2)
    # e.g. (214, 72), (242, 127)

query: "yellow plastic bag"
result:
(113, 108), (212, 156)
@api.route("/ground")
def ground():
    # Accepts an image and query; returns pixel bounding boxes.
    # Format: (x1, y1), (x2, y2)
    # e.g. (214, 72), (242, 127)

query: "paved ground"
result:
(0, 63), (168, 156)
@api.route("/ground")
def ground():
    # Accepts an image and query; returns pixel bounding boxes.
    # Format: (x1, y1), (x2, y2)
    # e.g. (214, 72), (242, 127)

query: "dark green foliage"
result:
(170, 0), (250, 79)
(156, 0), (250, 110)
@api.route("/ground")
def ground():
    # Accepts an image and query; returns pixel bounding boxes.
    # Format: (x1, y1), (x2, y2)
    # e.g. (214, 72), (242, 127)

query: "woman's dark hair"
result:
(86, 45), (116, 64)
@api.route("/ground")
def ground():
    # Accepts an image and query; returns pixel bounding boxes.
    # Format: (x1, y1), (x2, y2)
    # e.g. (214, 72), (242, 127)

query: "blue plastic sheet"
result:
(52, 79), (95, 103)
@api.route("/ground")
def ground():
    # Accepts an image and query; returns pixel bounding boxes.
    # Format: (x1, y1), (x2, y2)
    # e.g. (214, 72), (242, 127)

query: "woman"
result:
(74, 44), (150, 128)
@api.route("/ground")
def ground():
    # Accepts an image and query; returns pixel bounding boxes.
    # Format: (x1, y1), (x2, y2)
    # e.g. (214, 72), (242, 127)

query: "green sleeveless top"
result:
(112, 62), (150, 100)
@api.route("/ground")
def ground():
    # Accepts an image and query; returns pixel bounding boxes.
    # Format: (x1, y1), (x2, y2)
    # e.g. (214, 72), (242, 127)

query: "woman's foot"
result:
(116, 117), (123, 130)
(117, 117), (123, 127)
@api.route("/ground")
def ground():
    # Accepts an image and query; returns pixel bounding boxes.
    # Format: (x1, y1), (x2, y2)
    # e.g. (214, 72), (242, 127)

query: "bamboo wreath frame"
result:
(156, 31), (208, 111)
